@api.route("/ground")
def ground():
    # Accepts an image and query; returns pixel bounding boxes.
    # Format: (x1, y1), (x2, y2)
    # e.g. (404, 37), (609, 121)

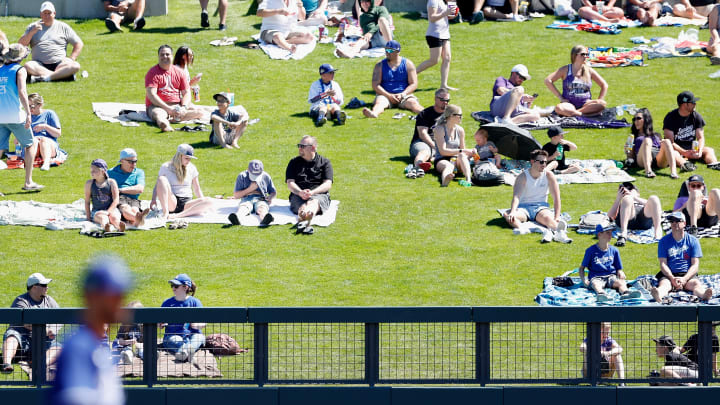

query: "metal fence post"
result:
(476, 322), (490, 386)
(586, 322), (600, 386)
(142, 323), (157, 387)
(698, 320), (712, 386)
(365, 323), (379, 386)
(254, 323), (268, 386)
(31, 324), (46, 387)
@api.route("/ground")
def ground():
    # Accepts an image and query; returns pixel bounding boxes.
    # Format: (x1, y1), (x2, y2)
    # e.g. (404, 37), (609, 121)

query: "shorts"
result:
(370, 31), (389, 49)
(649, 146), (660, 168)
(425, 35), (449, 48)
(289, 192), (330, 215)
(409, 141), (433, 161)
(0, 123), (34, 149)
(3, 328), (54, 360)
(260, 29), (305, 44)
(211, 130), (235, 146)
(682, 206), (719, 228)
(238, 195), (269, 214)
(616, 203), (653, 230)
(40, 62), (61, 72)
(517, 202), (550, 221)
(589, 274), (618, 289)
(118, 194), (141, 209)
(374, 93), (418, 110)
(490, 90), (528, 119)
(655, 271), (698, 285)
(564, 95), (591, 110)
(171, 196), (191, 214)
(625, 4), (642, 20)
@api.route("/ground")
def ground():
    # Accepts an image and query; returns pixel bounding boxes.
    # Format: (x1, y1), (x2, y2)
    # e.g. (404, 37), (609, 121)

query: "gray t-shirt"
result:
(24, 21), (81, 65)
(8, 292), (60, 335)
(475, 141), (497, 160)
(426, 0), (450, 39)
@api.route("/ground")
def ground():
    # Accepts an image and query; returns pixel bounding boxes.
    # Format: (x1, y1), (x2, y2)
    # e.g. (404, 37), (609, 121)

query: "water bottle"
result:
(692, 140), (699, 153)
(15, 143), (22, 159)
(556, 144), (563, 160)
(624, 135), (634, 167)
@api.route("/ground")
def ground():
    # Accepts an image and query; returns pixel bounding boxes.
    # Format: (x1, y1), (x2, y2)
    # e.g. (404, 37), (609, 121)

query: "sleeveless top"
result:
(518, 169), (549, 204)
(91, 180), (113, 212)
(434, 125), (461, 162)
(561, 64), (592, 108)
(380, 58), (409, 94)
(0, 63), (25, 124)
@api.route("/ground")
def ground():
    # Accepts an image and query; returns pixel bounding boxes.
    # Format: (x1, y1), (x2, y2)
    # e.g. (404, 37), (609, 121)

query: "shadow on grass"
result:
(133, 27), (206, 34)
(389, 155), (413, 165)
(485, 216), (509, 229)
(290, 112), (310, 118)
(235, 40), (260, 49)
(399, 12), (424, 21)
(189, 140), (215, 149)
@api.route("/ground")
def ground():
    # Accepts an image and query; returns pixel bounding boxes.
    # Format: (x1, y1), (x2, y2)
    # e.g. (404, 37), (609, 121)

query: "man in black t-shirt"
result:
(407, 88), (449, 178)
(285, 135), (333, 230)
(680, 322), (720, 376)
(663, 91), (720, 170)
(653, 335), (698, 383)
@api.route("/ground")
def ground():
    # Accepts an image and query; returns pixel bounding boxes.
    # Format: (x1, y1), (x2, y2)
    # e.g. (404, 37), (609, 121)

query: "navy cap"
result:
(318, 63), (337, 75)
(83, 255), (133, 295)
(595, 223), (615, 233)
(169, 273), (193, 287)
(687, 174), (704, 184)
(547, 126), (568, 138)
(247, 159), (264, 181)
(653, 335), (677, 348)
(677, 91), (699, 105)
(385, 40), (401, 52)
(91, 158), (108, 171)
(667, 212), (685, 223)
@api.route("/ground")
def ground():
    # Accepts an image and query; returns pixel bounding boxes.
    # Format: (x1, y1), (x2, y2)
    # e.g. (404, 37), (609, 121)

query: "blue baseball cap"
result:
(385, 40), (401, 52)
(169, 273), (193, 287)
(667, 212), (686, 223)
(318, 63), (337, 75)
(248, 159), (264, 181)
(91, 158), (108, 171)
(595, 223), (615, 233)
(118, 148), (137, 163)
(83, 255), (133, 295)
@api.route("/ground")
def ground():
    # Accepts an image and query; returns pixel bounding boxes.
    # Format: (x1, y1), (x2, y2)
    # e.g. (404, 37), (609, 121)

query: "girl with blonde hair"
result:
(544, 45), (608, 117)
(151, 144), (213, 220)
(433, 104), (474, 187)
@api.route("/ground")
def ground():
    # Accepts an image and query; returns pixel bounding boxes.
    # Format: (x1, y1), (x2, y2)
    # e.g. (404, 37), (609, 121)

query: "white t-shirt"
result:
(307, 79), (344, 111)
(259, 0), (299, 33)
(426, 0), (450, 40)
(158, 161), (199, 199)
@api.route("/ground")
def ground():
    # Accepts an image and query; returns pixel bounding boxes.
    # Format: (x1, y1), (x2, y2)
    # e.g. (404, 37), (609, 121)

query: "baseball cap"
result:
(653, 335), (677, 348)
(91, 158), (108, 171)
(667, 212), (686, 223)
(677, 91), (699, 105)
(3, 44), (29, 64)
(687, 174), (704, 184)
(213, 92), (231, 103)
(595, 223), (615, 233)
(385, 40), (401, 52)
(83, 255), (133, 295)
(319, 63), (337, 75)
(177, 144), (198, 159)
(40, 1), (55, 13)
(169, 273), (193, 287)
(27, 273), (52, 287)
(547, 126), (568, 138)
(118, 148), (137, 162)
(247, 159), (264, 181)
(511, 64), (531, 80)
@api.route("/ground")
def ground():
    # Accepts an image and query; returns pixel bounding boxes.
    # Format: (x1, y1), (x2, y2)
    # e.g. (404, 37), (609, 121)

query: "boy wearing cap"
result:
(663, 91), (720, 170)
(229, 160), (276, 227)
(652, 211), (712, 303)
(579, 223), (638, 302)
(542, 126), (580, 174)
(490, 65), (541, 125)
(84, 159), (126, 232)
(210, 92), (247, 149)
(363, 40), (424, 118)
(2, 273), (60, 374)
(653, 335), (698, 382)
(108, 148), (150, 227)
(308, 64), (346, 127)
(673, 174), (720, 236)
(19, 1), (83, 83)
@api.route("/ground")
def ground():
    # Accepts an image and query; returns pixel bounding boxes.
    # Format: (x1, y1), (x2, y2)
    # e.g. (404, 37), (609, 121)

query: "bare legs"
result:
(416, 41), (455, 90)
(24, 58), (80, 82)
(153, 177), (212, 220)
(554, 99), (607, 117)
(436, 154), (470, 186)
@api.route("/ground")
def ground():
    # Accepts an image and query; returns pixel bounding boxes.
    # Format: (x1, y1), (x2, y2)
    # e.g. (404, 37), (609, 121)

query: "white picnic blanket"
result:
(252, 30), (317, 60)
(333, 36), (385, 59)
(92, 102), (215, 126)
(499, 159), (634, 186)
(0, 198), (339, 229)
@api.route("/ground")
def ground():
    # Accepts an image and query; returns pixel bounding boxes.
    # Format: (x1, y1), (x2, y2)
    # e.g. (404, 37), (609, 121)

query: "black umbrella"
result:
(480, 122), (542, 161)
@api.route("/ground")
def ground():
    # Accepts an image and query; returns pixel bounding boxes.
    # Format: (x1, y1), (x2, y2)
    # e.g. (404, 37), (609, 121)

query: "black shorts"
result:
(425, 36), (449, 49)
(616, 204), (653, 230)
(118, 195), (141, 209)
(626, 4), (641, 20)
(682, 206), (719, 228)
(650, 147), (660, 168)
(289, 192), (330, 215)
(171, 196), (191, 214)
(40, 62), (60, 72)
(655, 271), (698, 283)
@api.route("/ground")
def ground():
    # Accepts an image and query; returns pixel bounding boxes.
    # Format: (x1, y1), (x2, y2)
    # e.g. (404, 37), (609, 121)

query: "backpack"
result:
(204, 333), (246, 355)
(579, 211), (610, 230)
(471, 161), (504, 187)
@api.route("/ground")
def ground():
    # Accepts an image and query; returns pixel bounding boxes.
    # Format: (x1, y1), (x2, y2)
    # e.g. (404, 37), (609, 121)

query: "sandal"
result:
(681, 161), (696, 172)
(645, 171), (656, 178)
(302, 225), (315, 235)
(709, 163), (720, 171)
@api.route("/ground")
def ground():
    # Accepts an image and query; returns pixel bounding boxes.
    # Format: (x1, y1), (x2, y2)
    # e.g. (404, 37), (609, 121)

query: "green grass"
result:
(1, 0), (720, 311)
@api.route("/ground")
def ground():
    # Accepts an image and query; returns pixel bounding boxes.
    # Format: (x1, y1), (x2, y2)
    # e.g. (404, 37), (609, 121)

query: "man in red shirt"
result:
(145, 45), (203, 132)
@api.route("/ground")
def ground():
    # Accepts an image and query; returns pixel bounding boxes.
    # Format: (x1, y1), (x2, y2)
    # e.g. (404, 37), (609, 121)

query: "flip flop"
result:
(302, 226), (315, 235)
(21, 183), (44, 191)
(645, 171), (656, 178)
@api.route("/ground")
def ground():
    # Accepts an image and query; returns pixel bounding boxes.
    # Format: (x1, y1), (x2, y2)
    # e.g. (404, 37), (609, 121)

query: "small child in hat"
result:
(542, 126), (580, 174)
(308, 63), (346, 127)
(228, 160), (276, 227)
(84, 159), (125, 232)
(210, 92), (248, 149)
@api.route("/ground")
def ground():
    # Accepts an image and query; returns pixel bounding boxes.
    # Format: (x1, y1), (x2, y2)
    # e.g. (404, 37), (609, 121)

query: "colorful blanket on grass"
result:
(546, 19), (641, 34)
(498, 159), (634, 186)
(536, 271), (720, 306)
(642, 38), (708, 59)
(472, 108), (631, 131)
(572, 210), (720, 241)
(588, 47), (644, 67)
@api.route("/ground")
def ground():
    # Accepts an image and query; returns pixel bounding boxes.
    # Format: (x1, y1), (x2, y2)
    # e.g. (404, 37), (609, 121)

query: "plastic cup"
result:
(596, 1), (605, 14)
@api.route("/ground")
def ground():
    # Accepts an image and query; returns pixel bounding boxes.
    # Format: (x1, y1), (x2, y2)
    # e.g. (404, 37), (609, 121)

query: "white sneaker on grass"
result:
(553, 219), (572, 243)
(541, 228), (553, 243)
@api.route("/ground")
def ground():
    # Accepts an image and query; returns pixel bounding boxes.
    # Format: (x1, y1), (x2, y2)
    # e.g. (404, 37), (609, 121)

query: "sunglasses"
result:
(452, 113), (463, 117)
(689, 183), (704, 189)
(517, 75), (527, 81)
(297, 144), (313, 149)
(384, 48), (398, 54)
(124, 159), (138, 164)
(632, 116), (643, 121)
(579, 53), (589, 57)
(436, 97), (450, 102)
(534, 160), (548, 165)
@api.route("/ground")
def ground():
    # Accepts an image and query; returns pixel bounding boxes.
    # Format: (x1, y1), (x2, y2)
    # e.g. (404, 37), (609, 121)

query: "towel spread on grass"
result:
(641, 37), (708, 59)
(536, 272), (720, 306)
(0, 150), (68, 170)
(472, 108), (631, 131)
(252, 31), (317, 60)
(92, 102), (214, 126)
(0, 198), (339, 229)
(498, 159), (634, 186)
(654, 15), (708, 26)
(588, 47), (645, 67)
(546, 19), (641, 34)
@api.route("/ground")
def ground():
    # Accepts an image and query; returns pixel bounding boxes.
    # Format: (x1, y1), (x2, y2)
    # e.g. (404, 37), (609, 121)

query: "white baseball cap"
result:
(27, 272), (52, 287)
(511, 64), (531, 80)
(40, 1), (55, 13)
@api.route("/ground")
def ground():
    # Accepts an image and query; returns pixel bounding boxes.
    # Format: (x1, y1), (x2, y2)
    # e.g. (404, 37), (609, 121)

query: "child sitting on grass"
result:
(543, 126), (581, 174)
(228, 159), (276, 227)
(84, 159), (125, 232)
(473, 128), (502, 169)
(209, 92), (247, 149)
(580, 322), (626, 380)
(579, 223), (640, 302)
(307, 63), (346, 127)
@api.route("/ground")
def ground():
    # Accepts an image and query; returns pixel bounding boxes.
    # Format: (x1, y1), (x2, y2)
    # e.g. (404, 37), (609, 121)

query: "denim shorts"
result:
(0, 123), (34, 149)
(239, 195), (269, 214)
(517, 202), (550, 221)
(589, 274), (618, 289)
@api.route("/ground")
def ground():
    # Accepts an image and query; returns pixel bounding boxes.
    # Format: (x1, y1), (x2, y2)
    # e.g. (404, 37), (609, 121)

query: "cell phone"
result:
(532, 93), (539, 98)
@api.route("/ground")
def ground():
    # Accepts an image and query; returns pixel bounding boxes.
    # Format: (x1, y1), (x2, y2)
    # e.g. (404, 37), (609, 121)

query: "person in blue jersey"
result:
(50, 255), (133, 405)
(651, 212), (713, 303)
(0, 43), (43, 192)
(362, 40), (423, 119)
(161, 274), (206, 364)
(579, 223), (639, 302)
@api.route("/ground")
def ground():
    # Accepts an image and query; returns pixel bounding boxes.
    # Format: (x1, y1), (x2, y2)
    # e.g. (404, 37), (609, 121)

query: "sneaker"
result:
(470, 11), (485, 24)
(335, 110), (346, 125)
(201, 10), (210, 28)
(459, 179), (472, 187)
(105, 18), (122, 33)
(228, 212), (240, 226)
(681, 161), (696, 172)
(596, 293), (610, 303)
(620, 290), (642, 300)
(418, 161), (432, 172)
(315, 115), (326, 127)
(133, 17), (146, 31)
(414, 167), (425, 178)
(553, 229), (573, 243)
(511, 14), (526, 22)
(687, 225), (698, 237)
(708, 162), (720, 171)
(556, 218), (568, 233)
(219, 23), (227, 31)
(404, 164), (414, 174)
(711, 56), (720, 65)
(499, 117), (515, 126)
(541, 229), (553, 243)
(405, 168), (417, 179)
(30, 75), (50, 83)
(259, 213), (274, 227)
(121, 349), (134, 365)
